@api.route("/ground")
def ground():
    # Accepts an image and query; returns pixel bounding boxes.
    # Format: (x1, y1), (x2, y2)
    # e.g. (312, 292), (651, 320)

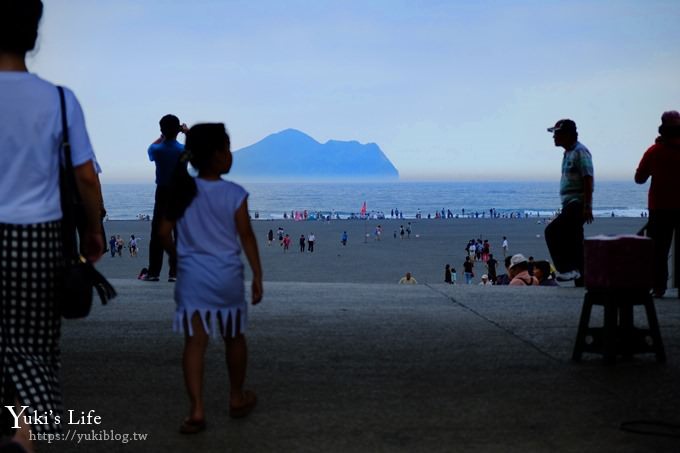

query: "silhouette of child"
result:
(159, 123), (263, 433)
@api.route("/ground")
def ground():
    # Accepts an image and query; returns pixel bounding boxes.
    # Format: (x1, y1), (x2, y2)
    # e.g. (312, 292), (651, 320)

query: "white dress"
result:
(173, 178), (249, 337)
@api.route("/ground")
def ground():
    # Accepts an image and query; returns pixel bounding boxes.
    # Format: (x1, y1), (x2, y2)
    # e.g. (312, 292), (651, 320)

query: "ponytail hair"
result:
(165, 153), (196, 221)
(165, 123), (230, 221)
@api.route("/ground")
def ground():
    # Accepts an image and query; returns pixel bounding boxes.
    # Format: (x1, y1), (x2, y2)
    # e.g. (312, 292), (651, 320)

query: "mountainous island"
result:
(230, 129), (399, 181)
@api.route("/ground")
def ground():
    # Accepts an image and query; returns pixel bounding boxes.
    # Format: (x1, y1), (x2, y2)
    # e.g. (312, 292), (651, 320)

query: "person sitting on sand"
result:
(508, 254), (539, 286)
(479, 274), (492, 286)
(399, 272), (418, 284)
(534, 260), (559, 286)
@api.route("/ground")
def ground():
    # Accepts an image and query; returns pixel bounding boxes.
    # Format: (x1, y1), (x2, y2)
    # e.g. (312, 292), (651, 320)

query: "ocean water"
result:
(101, 180), (649, 220)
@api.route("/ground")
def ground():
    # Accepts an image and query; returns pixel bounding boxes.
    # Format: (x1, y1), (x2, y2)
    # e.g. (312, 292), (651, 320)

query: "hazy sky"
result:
(31, 0), (680, 183)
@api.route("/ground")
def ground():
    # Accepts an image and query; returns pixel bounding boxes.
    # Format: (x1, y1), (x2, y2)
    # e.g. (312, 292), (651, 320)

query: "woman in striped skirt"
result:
(0, 1), (104, 451)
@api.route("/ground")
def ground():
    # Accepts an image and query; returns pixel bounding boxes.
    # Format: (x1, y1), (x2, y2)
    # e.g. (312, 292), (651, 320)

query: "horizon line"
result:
(99, 177), (640, 185)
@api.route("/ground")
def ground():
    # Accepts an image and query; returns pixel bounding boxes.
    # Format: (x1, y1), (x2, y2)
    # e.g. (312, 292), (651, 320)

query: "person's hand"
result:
(81, 232), (105, 263)
(251, 277), (263, 305)
(180, 123), (189, 134)
(584, 206), (594, 224)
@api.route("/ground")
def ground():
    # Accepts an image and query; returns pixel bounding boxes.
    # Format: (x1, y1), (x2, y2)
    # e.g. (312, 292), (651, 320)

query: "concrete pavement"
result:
(42, 280), (680, 452)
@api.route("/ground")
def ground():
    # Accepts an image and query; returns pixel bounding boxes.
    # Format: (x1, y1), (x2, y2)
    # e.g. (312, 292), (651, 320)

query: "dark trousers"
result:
(545, 201), (585, 275)
(148, 186), (177, 278)
(647, 209), (680, 292)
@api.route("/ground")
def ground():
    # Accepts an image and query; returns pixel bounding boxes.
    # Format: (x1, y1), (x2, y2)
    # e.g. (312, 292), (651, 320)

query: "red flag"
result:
(360, 201), (367, 215)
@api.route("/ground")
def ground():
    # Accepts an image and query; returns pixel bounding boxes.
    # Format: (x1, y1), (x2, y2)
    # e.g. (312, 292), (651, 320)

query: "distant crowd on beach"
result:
(259, 208), (556, 222)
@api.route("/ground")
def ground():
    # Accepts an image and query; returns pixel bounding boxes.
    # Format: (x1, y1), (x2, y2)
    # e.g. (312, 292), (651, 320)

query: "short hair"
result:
(504, 256), (512, 267)
(534, 260), (551, 276)
(659, 111), (680, 138)
(159, 114), (181, 137)
(0, 0), (43, 54)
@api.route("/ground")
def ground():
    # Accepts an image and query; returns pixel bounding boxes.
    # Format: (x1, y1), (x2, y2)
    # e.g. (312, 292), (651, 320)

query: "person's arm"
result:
(235, 198), (263, 305)
(73, 160), (104, 262)
(634, 148), (652, 184)
(583, 175), (594, 224)
(148, 143), (160, 162)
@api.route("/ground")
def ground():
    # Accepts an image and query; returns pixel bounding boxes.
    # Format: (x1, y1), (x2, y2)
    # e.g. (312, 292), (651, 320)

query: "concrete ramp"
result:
(44, 281), (680, 452)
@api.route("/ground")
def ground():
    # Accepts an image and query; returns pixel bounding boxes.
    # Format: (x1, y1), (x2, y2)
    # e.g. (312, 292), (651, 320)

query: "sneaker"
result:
(556, 270), (581, 282)
(168, 277), (177, 283)
(142, 275), (160, 282)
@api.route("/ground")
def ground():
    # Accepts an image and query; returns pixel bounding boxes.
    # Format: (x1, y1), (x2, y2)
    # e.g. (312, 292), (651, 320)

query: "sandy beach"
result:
(97, 217), (649, 284)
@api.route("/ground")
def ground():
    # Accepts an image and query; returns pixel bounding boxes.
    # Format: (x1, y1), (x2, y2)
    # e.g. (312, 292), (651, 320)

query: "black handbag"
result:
(57, 86), (116, 318)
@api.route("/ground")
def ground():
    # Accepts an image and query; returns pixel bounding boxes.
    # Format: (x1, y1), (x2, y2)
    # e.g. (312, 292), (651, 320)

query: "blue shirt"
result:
(148, 139), (184, 186)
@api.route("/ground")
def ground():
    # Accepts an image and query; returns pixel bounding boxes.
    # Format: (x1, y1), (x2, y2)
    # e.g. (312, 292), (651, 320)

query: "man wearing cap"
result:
(144, 114), (187, 282)
(545, 119), (594, 285)
(508, 254), (539, 286)
(635, 111), (680, 298)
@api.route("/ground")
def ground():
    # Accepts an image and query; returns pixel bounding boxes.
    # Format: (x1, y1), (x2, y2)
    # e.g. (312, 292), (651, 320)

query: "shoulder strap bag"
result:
(58, 86), (116, 318)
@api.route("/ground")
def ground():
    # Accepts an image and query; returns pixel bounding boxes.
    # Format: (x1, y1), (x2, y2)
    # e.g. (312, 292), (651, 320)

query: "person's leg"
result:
(568, 203), (586, 278)
(545, 202), (583, 273)
(222, 312), (255, 413)
(225, 333), (247, 405)
(183, 313), (209, 422)
(673, 210), (680, 293)
(168, 224), (177, 279)
(147, 187), (165, 277)
(545, 212), (567, 272)
(647, 210), (673, 295)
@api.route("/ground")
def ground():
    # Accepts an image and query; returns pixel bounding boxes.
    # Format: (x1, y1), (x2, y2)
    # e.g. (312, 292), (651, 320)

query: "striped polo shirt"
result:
(560, 141), (594, 206)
